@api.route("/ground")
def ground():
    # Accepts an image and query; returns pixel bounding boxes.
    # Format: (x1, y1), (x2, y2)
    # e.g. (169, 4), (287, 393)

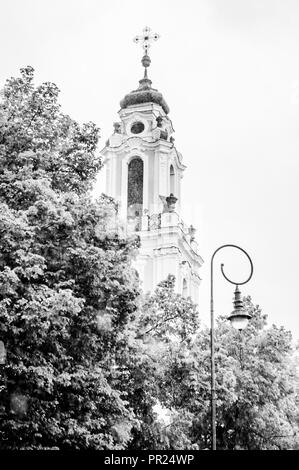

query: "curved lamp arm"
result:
(220, 246), (253, 286)
(211, 244), (253, 288)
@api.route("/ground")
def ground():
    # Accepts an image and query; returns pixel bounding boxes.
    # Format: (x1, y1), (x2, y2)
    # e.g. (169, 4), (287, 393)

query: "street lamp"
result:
(210, 244), (253, 451)
(228, 285), (252, 331)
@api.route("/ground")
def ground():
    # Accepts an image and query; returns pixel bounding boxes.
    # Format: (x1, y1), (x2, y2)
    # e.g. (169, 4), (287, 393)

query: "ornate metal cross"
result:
(133, 26), (160, 54)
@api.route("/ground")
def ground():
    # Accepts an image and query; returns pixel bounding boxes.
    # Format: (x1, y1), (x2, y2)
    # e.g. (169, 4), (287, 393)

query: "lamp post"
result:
(210, 244), (253, 450)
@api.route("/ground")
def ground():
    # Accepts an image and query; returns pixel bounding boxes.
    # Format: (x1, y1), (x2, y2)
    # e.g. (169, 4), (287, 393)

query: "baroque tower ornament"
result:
(101, 29), (203, 303)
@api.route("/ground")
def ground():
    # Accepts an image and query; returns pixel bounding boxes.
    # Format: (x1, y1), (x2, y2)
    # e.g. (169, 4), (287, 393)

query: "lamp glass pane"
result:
(230, 316), (249, 331)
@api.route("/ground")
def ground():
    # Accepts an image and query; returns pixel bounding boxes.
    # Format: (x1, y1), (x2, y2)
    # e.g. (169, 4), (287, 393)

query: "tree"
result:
(0, 66), (100, 196)
(0, 67), (141, 449)
(140, 289), (298, 450)
(211, 298), (298, 450)
(126, 275), (201, 450)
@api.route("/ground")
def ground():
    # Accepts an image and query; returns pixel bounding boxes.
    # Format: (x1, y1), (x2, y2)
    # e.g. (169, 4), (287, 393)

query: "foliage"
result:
(127, 275), (201, 450)
(0, 67), (141, 449)
(136, 290), (298, 450)
(137, 275), (199, 342)
(0, 66), (101, 196)
(211, 299), (298, 450)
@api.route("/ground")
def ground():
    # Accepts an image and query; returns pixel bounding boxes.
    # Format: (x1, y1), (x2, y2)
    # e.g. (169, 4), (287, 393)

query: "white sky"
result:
(1, 0), (299, 341)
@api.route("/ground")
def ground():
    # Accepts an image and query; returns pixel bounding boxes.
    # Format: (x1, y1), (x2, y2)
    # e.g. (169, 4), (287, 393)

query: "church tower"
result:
(101, 27), (203, 303)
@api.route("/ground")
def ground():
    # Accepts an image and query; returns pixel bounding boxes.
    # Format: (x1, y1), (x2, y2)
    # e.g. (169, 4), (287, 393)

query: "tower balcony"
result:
(127, 209), (201, 259)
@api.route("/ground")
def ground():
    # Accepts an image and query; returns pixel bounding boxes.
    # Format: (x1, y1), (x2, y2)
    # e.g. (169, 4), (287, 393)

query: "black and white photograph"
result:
(0, 0), (298, 456)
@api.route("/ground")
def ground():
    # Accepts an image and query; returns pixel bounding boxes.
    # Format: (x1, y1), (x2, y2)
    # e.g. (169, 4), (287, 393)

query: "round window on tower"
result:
(131, 121), (145, 134)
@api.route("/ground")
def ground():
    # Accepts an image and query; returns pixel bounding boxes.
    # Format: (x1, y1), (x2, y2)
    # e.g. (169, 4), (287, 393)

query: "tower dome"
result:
(120, 55), (170, 114)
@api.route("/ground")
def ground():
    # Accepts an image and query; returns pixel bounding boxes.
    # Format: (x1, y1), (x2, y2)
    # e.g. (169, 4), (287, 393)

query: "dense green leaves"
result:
(0, 67), (140, 449)
(138, 294), (298, 450)
(0, 66), (101, 197)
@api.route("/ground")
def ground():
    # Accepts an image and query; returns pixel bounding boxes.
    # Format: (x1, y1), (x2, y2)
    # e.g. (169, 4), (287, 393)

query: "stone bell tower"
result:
(101, 27), (203, 303)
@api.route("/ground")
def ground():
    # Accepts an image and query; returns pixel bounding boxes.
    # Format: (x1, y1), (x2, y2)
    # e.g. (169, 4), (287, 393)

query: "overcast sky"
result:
(1, 0), (299, 341)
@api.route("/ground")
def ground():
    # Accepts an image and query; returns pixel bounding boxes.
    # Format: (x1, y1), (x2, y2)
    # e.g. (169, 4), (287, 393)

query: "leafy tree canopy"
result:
(0, 66), (101, 196)
(0, 67), (141, 449)
(137, 291), (298, 450)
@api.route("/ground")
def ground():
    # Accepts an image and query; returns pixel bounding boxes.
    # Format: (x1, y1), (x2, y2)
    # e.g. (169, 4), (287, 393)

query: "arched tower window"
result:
(170, 164), (175, 195)
(127, 157), (143, 230)
(182, 278), (188, 298)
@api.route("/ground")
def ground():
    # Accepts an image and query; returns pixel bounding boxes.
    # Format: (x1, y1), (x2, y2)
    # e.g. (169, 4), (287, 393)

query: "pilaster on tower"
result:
(101, 27), (203, 303)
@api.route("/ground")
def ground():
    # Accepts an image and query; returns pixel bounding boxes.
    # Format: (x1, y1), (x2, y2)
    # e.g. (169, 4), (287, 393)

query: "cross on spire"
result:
(133, 27), (160, 80)
(133, 26), (160, 55)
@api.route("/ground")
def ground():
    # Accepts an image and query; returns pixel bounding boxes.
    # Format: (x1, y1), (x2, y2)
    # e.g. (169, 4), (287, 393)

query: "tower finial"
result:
(133, 27), (160, 79)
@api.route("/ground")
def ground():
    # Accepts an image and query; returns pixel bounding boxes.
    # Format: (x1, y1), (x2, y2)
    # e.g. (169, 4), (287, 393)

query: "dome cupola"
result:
(120, 27), (170, 114)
